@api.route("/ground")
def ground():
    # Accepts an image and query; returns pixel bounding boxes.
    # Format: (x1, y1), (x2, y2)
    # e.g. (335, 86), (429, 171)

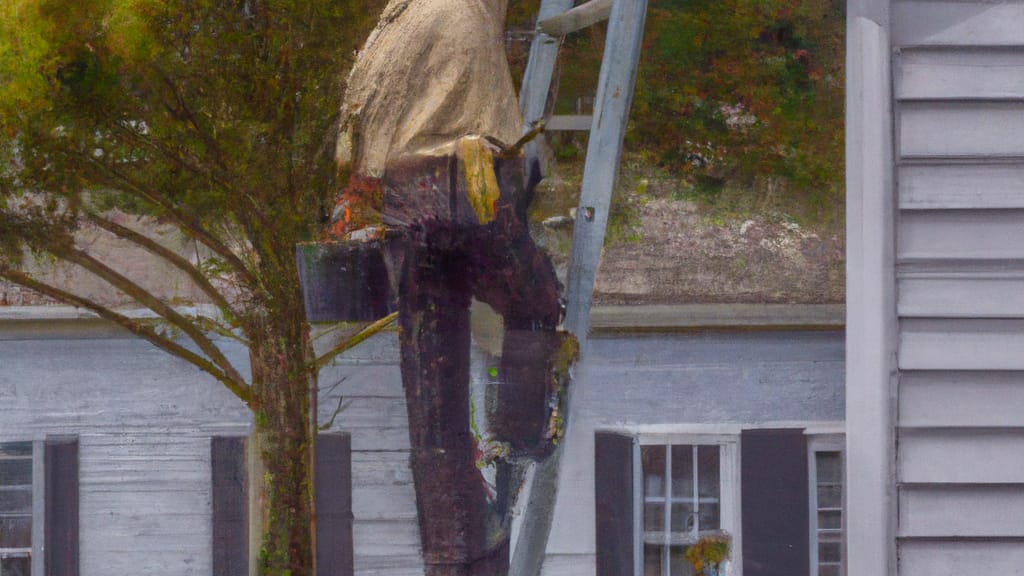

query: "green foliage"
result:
(553, 0), (844, 209)
(0, 2), (384, 574)
(685, 532), (731, 575)
(1, 0), (381, 264)
(637, 0), (844, 201)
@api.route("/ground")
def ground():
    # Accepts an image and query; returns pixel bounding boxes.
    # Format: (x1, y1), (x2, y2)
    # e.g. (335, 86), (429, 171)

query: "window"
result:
(0, 437), (78, 576)
(0, 442), (32, 576)
(597, 429), (842, 576)
(809, 439), (844, 576)
(638, 439), (739, 576)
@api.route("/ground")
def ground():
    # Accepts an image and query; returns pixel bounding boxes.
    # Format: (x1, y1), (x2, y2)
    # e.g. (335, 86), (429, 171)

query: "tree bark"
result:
(249, 314), (316, 576)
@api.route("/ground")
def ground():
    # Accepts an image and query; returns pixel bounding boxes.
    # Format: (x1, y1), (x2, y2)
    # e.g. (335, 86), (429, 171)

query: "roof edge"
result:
(589, 303), (845, 332)
(0, 303), (845, 331)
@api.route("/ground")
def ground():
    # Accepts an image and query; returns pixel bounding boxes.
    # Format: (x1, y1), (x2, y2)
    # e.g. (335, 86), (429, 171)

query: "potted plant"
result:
(685, 532), (732, 576)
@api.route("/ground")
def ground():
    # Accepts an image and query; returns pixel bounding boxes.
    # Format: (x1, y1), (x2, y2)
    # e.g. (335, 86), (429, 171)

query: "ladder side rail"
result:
(510, 3), (650, 576)
(563, 0), (649, 339)
(518, 0), (576, 176)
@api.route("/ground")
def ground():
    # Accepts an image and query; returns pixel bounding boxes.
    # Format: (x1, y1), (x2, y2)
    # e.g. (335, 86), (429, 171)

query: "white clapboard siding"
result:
(319, 363), (406, 398)
(893, 2), (1024, 47)
(899, 430), (1024, 484)
(900, 102), (1024, 158)
(898, 210), (1024, 261)
(351, 428), (412, 452)
(540, 554), (597, 576)
(0, 330), (427, 575)
(351, 451), (414, 486)
(80, 434), (213, 576)
(891, 3), (1024, 574)
(900, 319), (1024, 371)
(899, 541), (1024, 576)
(353, 485), (418, 520)
(898, 164), (1024, 210)
(321, 331), (402, 365)
(897, 48), (1024, 101)
(355, 555), (426, 576)
(900, 486), (1024, 537)
(900, 372), (1024, 428)
(898, 276), (1024, 318)
(317, 397), (410, 430)
(354, 519), (423, 557)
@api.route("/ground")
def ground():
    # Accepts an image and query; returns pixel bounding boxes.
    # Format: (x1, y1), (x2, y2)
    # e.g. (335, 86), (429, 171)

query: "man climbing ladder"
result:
(333, 0), (575, 574)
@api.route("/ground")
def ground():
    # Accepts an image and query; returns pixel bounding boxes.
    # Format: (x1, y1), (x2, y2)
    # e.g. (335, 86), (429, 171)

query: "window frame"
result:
(0, 439), (43, 576)
(807, 434), (845, 576)
(635, 433), (742, 576)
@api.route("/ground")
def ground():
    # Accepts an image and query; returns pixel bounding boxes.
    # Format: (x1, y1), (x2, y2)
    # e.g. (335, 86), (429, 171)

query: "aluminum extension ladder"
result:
(509, 0), (649, 573)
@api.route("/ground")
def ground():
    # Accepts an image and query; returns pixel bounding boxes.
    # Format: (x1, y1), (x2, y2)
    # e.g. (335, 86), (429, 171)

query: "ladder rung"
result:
(538, 0), (613, 36)
(546, 115), (593, 131)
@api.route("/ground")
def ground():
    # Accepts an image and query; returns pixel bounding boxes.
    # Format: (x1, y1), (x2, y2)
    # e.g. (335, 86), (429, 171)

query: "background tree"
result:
(0, 0), (384, 574)
(631, 0), (845, 210)
(508, 0), (845, 216)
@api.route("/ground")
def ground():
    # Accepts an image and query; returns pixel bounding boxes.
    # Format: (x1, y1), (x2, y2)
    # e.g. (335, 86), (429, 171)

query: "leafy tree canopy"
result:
(633, 0), (844, 201)
(508, 0), (845, 213)
(0, 1), (383, 574)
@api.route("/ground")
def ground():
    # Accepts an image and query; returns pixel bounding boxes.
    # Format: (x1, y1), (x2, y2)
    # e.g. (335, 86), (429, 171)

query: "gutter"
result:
(0, 303), (845, 336)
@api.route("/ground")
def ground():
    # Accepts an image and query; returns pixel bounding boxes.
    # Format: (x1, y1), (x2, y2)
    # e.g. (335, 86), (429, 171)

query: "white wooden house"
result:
(23, 0), (1024, 571)
(0, 304), (845, 576)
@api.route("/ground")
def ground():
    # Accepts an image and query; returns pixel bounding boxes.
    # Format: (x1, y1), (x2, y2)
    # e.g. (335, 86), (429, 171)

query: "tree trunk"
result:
(249, 317), (316, 576)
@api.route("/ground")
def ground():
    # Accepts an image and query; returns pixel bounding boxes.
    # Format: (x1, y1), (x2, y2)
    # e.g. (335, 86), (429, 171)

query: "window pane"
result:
(1, 555), (31, 576)
(819, 565), (840, 576)
(698, 503), (721, 532)
(644, 544), (664, 576)
(0, 489), (32, 514)
(670, 502), (694, 533)
(816, 452), (842, 483)
(670, 445), (694, 500)
(817, 484), (842, 509)
(0, 443), (31, 458)
(819, 541), (841, 564)
(642, 446), (666, 498)
(697, 446), (720, 500)
(0, 460), (31, 487)
(819, 510), (842, 530)
(645, 503), (665, 532)
(669, 546), (697, 576)
(0, 516), (31, 548)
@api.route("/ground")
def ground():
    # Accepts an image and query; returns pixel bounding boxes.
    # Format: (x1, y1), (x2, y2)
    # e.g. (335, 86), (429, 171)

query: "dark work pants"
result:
(394, 159), (562, 576)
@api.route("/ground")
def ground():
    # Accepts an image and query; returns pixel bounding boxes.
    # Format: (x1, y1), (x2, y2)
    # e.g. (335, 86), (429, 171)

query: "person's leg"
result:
(464, 161), (569, 458)
(398, 230), (489, 576)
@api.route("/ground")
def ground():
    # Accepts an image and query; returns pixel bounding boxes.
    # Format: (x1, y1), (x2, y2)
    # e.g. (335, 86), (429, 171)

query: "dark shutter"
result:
(316, 433), (353, 576)
(45, 437), (79, 576)
(212, 437), (248, 576)
(595, 432), (635, 576)
(741, 429), (809, 576)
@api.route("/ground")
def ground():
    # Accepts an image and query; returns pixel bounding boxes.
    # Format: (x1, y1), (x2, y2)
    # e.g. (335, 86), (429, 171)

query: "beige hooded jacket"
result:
(337, 0), (523, 178)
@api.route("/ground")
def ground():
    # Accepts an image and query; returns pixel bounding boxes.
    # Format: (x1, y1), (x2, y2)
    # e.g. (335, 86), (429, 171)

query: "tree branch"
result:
(52, 244), (250, 393)
(105, 116), (239, 204)
(153, 68), (230, 174)
(118, 77), (277, 232)
(312, 312), (398, 372)
(83, 211), (241, 320)
(75, 150), (260, 287)
(0, 267), (253, 405)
